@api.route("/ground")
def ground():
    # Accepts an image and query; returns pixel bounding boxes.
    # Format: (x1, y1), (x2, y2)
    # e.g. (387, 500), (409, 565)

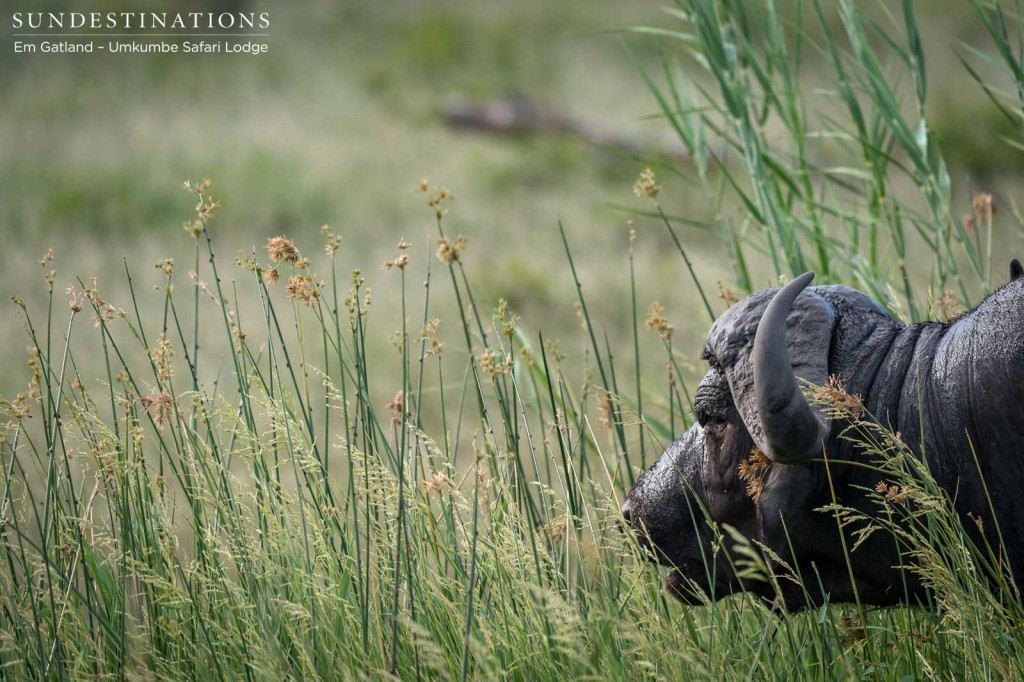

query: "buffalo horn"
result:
(751, 272), (829, 464)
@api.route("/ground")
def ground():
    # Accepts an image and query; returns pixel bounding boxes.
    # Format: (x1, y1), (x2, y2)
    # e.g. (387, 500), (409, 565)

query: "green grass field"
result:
(3, 0), (1024, 678)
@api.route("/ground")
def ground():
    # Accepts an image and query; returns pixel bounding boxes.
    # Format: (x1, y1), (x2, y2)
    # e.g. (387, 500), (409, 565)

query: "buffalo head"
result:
(623, 263), (1024, 610)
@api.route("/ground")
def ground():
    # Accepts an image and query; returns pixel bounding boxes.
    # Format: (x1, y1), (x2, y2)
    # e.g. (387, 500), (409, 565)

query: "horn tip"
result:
(795, 272), (815, 287)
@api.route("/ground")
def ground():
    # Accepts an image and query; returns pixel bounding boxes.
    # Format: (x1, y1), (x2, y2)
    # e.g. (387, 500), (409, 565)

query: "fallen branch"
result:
(440, 95), (699, 163)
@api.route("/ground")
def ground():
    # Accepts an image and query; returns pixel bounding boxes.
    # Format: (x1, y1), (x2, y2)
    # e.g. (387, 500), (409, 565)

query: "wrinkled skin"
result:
(623, 262), (1024, 610)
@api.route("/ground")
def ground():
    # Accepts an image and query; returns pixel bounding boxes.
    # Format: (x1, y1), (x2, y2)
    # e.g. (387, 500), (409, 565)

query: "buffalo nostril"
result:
(621, 497), (633, 524)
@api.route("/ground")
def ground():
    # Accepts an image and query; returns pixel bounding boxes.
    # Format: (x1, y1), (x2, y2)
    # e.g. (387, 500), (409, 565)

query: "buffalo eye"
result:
(695, 404), (727, 430)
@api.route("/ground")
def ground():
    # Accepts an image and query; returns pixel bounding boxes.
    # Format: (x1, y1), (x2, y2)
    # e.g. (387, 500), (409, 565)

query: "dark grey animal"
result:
(622, 262), (1024, 610)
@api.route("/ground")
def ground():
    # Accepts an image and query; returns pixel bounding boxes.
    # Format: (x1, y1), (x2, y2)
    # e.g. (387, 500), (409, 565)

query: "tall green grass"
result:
(2, 1), (1024, 679)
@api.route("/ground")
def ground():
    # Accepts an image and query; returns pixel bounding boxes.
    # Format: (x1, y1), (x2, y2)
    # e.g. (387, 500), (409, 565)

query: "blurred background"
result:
(0, 0), (1020, 401)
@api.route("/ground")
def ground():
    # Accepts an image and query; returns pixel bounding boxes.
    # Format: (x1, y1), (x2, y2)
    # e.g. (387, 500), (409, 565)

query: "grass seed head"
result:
(285, 274), (319, 306)
(383, 254), (409, 271)
(387, 390), (404, 425)
(932, 289), (963, 322)
(155, 258), (174, 277)
(812, 375), (865, 419)
(182, 219), (203, 238)
(737, 448), (772, 502)
(233, 252), (256, 272)
(598, 396), (614, 430)
(548, 516), (568, 544)
(479, 348), (512, 377)
(436, 235), (468, 264)
(138, 392), (174, 430)
(321, 224), (342, 256)
(968, 511), (985, 533)
(148, 335), (175, 382)
(717, 280), (739, 305)
(874, 480), (908, 505)
(425, 187), (454, 220)
(417, 319), (445, 357)
(425, 471), (449, 495)
(633, 167), (661, 199)
(265, 236), (301, 266)
(65, 285), (84, 313)
(494, 298), (519, 338)
(972, 192), (995, 224)
(181, 178), (212, 196)
(644, 301), (674, 340)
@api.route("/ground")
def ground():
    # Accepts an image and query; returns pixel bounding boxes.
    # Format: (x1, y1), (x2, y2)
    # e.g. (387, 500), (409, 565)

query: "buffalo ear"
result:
(705, 286), (834, 457)
(1011, 258), (1023, 281)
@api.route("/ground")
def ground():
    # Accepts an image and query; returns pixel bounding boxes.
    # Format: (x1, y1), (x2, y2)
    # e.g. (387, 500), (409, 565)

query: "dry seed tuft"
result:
(598, 397), (614, 430)
(155, 258), (174, 277)
(138, 392), (174, 430)
(972, 192), (996, 224)
(479, 348), (512, 377)
(424, 471), (449, 495)
(425, 187), (455, 220)
(548, 516), (568, 544)
(644, 302), (674, 340)
(494, 298), (519, 339)
(234, 252), (257, 272)
(436, 236), (468, 264)
(387, 390), (404, 425)
(182, 179), (221, 222)
(417, 319), (444, 358)
(182, 178), (212, 195)
(148, 335), (175, 382)
(383, 254), (409, 271)
(717, 280), (739, 305)
(874, 480), (908, 505)
(65, 286), (84, 313)
(195, 198), (221, 221)
(633, 167), (661, 199)
(932, 289), (963, 322)
(812, 375), (865, 419)
(320, 224), (342, 256)
(737, 448), (772, 502)
(265, 236), (301, 266)
(183, 220), (203, 238)
(285, 274), (320, 306)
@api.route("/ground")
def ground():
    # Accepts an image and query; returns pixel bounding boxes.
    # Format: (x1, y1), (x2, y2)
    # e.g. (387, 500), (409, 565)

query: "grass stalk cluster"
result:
(2, 0), (1024, 679)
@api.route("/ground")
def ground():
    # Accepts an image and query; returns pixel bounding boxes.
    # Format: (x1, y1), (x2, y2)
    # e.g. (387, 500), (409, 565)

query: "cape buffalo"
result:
(622, 261), (1024, 610)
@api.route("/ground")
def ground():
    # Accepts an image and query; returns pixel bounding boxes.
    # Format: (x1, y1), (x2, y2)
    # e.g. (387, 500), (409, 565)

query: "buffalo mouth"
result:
(664, 564), (709, 603)
(665, 568), (687, 595)
(664, 559), (747, 604)
(625, 528), (721, 602)
(666, 566), (723, 605)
